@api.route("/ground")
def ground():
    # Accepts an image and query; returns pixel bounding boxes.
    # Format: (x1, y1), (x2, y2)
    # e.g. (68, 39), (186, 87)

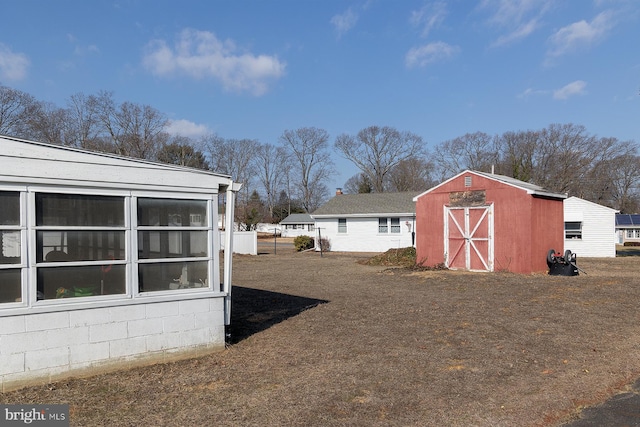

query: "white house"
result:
(0, 135), (241, 391)
(280, 213), (315, 238)
(311, 192), (418, 252)
(564, 196), (618, 257)
(615, 214), (640, 244)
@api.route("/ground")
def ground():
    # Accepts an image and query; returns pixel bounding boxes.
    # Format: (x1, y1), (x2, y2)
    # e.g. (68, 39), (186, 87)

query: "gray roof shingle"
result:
(311, 192), (419, 217)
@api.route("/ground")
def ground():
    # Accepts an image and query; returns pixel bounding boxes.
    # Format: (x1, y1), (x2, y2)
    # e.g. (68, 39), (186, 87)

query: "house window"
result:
(378, 218), (388, 233)
(338, 218), (347, 233)
(308, 224), (315, 232)
(565, 221), (582, 239)
(137, 198), (209, 292)
(0, 191), (23, 304)
(390, 218), (401, 233)
(379, 218), (401, 233)
(630, 229), (640, 239)
(35, 193), (127, 300)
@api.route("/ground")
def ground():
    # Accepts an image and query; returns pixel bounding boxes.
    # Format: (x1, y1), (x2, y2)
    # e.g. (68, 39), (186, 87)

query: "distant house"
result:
(280, 213), (315, 238)
(615, 214), (640, 244)
(414, 170), (566, 273)
(311, 192), (418, 252)
(563, 197), (618, 257)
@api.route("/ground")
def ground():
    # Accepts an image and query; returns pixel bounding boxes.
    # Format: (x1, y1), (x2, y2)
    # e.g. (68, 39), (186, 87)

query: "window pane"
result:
(38, 231), (125, 262)
(138, 231), (208, 259)
(338, 218), (347, 233)
(1, 231), (21, 264)
(391, 218), (401, 233)
(0, 192), (20, 225)
(138, 261), (209, 292)
(564, 222), (581, 231)
(36, 194), (125, 226)
(378, 218), (388, 233)
(0, 269), (21, 303)
(37, 264), (126, 300)
(137, 198), (207, 227)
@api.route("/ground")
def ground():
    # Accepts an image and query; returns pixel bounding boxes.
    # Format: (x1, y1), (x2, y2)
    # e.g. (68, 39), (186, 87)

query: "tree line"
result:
(1, 83), (639, 230)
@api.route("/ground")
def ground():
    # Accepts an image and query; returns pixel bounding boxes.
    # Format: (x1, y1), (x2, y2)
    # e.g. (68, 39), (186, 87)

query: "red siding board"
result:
(415, 172), (564, 274)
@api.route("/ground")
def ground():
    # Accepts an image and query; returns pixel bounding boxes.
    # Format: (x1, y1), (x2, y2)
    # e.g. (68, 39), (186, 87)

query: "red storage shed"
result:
(413, 170), (566, 274)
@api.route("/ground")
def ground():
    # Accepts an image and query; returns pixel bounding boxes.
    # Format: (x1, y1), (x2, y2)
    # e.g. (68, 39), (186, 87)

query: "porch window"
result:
(35, 193), (127, 300)
(565, 221), (582, 239)
(628, 229), (640, 239)
(0, 191), (22, 303)
(338, 218), (347, 233)
(137, 198), (209, 292)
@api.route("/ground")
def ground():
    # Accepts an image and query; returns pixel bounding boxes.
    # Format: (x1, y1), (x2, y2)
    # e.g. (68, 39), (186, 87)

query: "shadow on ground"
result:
(227, 286), (328, 344)
(617, 248), (640, 257)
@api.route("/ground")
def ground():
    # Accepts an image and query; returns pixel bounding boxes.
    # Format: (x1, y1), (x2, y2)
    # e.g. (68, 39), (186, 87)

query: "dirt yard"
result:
(2, 247), (640, 426)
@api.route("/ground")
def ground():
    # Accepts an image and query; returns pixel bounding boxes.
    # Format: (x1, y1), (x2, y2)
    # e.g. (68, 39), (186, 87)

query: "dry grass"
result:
(2, 250), (640, 426)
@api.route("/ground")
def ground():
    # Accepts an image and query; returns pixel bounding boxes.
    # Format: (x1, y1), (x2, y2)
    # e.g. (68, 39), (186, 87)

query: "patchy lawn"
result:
(2, 251), (640, 426)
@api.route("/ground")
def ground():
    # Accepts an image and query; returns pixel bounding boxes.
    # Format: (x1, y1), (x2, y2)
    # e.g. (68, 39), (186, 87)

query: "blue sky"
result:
(1, 0), (639, 190)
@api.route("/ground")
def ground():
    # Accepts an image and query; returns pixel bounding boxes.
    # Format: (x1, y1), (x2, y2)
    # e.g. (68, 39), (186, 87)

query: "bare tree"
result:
(335, 126), (425, 192)
(344, 173), (373, 194)
(387, 157), (436, 192)
(494, 130), (539, 182)
(64, 92), (104, 150)
(0, 84), (40, 138)
(254, 142), (288, 221)
(94, 91), (169, 159)
(433, 132), (498, 180)
(25, 101), (68, 145)
(157, 136), (209, 169)
(610, 152), (640, 213)
(280, 127), (334, 212)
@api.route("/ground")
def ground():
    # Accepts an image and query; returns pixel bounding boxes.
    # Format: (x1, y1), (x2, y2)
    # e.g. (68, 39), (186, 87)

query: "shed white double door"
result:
(444, 205), (494, 272)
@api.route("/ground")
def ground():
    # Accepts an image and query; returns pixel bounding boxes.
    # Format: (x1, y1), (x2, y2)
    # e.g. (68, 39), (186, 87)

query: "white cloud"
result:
(481, 0), (553, 47)
(330, 8), (359, 38)
(405, 41), (460, 68)
(517, 87), (549, 99)
(0, 43), (29, 81)
(547, 10), (616, 57)
(553, 80), (587, 100)
(410, 2), (447, 38)
(142, 29), (286, 96)
(166, 119), (210, 138)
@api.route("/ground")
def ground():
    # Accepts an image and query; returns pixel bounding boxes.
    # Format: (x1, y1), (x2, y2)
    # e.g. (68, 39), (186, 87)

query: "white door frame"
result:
(444, 204), (494, 271)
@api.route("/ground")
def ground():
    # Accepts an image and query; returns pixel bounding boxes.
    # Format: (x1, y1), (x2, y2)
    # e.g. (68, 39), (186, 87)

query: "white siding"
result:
(564, 197), (617, 258)
(315, 216), (415, 252)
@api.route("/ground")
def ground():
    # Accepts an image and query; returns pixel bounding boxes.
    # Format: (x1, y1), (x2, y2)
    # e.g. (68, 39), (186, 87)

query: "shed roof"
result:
(413, 170), (567, 201)
(280, 213), (314, 224)
(311, 192), (419, 217)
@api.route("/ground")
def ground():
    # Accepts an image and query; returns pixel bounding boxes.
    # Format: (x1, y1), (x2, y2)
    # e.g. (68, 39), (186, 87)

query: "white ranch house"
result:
(0, 135), (240, 391)
(280, 213), (315, 238)
(311, 192), (418, 253)
(563, 196), (618, 258)
(616, 214), (640, 244)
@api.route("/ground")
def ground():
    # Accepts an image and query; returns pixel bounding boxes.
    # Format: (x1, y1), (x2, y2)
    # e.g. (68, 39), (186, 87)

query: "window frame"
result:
(564, 221), (583, 240)
(30, 189), (130, 305)
(0, 186), (221, 312)
(133, 193), (215, 297)
(338, 218), (347, 234)
(0, 188), (27, 307)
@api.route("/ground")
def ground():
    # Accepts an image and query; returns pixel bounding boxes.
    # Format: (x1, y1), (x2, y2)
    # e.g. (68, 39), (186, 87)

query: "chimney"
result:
(336, 188), (343, 195)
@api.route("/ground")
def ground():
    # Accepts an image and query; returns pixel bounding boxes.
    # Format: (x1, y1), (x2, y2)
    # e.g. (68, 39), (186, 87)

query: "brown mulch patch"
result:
(2, 251), (640, 426)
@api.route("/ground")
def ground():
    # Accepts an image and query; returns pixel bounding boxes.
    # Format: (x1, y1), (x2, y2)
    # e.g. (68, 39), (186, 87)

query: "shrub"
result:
(294, 235), (314, 251)
(317, 237), (331, 252)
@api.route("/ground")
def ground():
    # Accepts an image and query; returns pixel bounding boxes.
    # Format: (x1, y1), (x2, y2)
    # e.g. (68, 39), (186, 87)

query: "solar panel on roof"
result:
(631, 215), (640, 226)
(616, 214), (633, 226)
